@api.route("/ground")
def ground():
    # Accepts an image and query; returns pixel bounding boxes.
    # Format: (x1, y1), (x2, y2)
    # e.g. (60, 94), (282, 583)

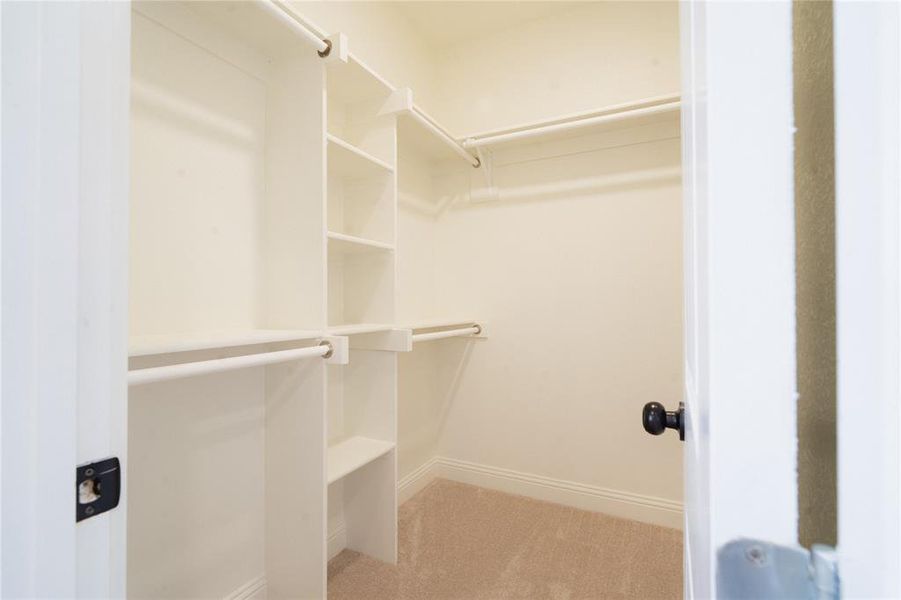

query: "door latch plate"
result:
(76, 457), (121, 522)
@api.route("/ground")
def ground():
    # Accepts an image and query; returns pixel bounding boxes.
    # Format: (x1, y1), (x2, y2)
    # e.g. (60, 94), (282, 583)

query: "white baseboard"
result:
(224, 575), (267, 600)
(419, 456), (683, 530)
(327, 520), (347, 560)
(398, 456), (440, 504)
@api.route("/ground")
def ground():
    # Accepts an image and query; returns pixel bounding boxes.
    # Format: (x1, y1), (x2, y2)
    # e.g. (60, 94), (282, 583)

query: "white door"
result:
(834, 2), (901, 597)
(1, 2), (130, 597)
(680, 2), (799, 597)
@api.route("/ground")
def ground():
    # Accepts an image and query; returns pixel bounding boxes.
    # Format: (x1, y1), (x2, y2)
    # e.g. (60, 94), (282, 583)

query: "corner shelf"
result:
(397, 108), (470, 166)
(327, 133), (394, 179)
(327, 436), (395, 484)
(129, 329), (324, 357)
(327, 53), (394, 107)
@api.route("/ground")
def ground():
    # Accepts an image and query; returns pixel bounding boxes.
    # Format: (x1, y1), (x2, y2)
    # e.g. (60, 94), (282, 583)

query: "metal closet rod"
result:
(128, 342), (333, 386)
(258, 0), (332, 57)
(409, 107), (481, 168)
(411, 325), (482, 343)
(462, 100), (681, 149)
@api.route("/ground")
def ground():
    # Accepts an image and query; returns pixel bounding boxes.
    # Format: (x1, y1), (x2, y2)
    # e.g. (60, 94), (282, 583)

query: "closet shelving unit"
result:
(127, 1), (676, 597)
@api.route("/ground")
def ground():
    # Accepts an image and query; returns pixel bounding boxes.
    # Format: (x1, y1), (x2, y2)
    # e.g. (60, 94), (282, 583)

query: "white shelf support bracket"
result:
(379, 87), (414, 116)
(323, 32), (348, 63)
(321, 335), (349, 365)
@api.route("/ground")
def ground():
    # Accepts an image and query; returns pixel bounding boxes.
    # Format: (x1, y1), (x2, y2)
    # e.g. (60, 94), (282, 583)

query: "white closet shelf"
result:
(328, 231), (394, 254)
(327, 436), (395, 484)
(327, 134), (394, 179)
(327, 323), (395, 336)
(397, 107), (479, 167)
(129, 329), (324, 357)
(327, 53), (394, 106)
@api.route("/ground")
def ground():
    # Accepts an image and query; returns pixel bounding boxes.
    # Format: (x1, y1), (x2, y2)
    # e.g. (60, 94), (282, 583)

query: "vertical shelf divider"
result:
(262, 52), (329, 599)
(325, 56), (399, 569)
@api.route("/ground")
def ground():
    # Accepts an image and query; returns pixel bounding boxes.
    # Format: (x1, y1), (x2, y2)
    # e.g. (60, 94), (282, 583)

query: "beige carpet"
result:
(328, 479), (682, 599)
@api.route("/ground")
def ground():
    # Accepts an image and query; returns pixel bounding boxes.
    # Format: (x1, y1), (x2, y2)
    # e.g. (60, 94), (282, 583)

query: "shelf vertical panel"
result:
(265, 359), (327, 599)
(263, 53), (328, 599)
(263, 54), (327, 330)
(344, 449), (397, 563)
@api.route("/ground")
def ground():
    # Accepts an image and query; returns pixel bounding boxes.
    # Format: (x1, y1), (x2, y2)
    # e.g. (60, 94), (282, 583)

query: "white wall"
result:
(431, 2), (680, 134)
(425, 2), (684, 526)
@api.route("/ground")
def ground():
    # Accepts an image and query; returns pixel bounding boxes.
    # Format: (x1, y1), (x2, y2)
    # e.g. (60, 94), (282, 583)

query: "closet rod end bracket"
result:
(320, 336), (349, 364)
(321, 33), (348, 63)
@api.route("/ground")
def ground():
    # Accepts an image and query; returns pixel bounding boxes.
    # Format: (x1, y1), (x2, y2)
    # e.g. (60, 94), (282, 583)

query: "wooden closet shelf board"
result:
(397, 111), (464, 166)
(128, 329), (324, 357)
(327, 323), (396, 336)
(327, 53), (394, 106)
(327, 436), (395, 484)
(328, 134), (395, 179)
(328, 231), (395, 254)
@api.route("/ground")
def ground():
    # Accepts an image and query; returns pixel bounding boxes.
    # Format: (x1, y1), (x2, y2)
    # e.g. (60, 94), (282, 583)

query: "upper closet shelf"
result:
(327, 323), (396, 336)
(328, 231), (394, 254)
(129, 329), (324, 357)
(327, 53), (394, 106)
(327, 133), (394, 179)
(461, 93), (681, 150)
(383, 88), (481, 168)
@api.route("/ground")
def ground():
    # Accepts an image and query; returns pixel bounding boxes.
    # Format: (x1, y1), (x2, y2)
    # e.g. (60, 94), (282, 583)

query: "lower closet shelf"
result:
(327, 437), (395, 484)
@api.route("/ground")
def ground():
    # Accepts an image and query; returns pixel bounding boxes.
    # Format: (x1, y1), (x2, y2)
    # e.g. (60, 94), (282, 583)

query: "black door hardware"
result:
(642, 402), (684, 441)
(76, 457), (121, 522)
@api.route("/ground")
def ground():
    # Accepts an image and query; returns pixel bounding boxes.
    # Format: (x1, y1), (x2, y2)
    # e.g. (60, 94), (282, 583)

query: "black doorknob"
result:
(642, 402), (685, 441)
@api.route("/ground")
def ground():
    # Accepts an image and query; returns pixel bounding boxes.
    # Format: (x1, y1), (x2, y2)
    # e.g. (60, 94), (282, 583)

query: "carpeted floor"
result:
(328, 479), (682, 599)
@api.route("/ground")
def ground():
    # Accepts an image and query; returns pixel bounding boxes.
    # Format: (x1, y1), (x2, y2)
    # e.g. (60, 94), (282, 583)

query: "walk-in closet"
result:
(127, 2), (683, 597)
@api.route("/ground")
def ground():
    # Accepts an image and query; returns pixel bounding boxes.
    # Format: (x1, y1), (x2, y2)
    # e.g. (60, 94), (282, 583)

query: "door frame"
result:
(1, 2), (130, 596)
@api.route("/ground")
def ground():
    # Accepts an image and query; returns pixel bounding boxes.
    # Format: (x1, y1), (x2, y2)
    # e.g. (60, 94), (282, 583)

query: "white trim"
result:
(327, 521), (348, 560)
(397, 457), (682, 529)
(435, 457), (682, 530)
(223, 575), (267, 600)
(398, 457), (441, 504)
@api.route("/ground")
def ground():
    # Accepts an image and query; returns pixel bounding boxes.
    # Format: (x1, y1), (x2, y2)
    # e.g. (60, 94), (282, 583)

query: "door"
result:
(680, 2), (799, 597)
(1, 2), (130, 597)
(834, 2), (901, 596)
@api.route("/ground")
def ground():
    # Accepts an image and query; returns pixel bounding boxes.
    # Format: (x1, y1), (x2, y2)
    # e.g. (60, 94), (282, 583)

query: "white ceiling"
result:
(392, 2), (584, 50)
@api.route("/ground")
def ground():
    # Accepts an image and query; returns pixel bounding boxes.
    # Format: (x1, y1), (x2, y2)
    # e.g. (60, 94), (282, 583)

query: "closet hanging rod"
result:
(258, 0), (332, 57)
(128, 342), (333, 386)
(411, 325), (481, 343)
(462, 100), (681, 149)
(409, 107), (481, 168)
